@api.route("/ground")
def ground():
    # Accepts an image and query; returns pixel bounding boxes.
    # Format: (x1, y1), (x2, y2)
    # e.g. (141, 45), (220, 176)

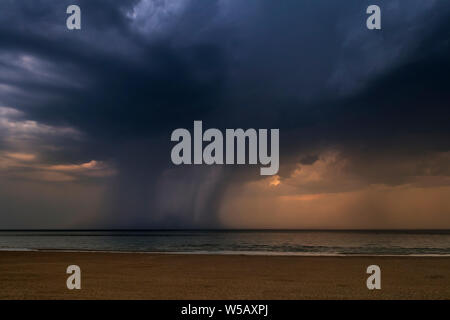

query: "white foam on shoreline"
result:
(0, 248), (37, 252)
(1, 248), (450, 257)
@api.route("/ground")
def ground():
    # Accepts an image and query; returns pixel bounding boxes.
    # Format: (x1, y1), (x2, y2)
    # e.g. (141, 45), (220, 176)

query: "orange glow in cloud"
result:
(269, 176), (281, 186)
(5, 153), (36, 161)
(219, 151), (450, 229)
(279, 194), (325, 201)
(47, 160), (101, 171)
(0, 151), (115, 182)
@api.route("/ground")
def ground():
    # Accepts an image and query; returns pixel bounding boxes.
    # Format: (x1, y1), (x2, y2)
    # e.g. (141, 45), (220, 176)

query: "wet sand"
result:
(0, 251), (449, 299)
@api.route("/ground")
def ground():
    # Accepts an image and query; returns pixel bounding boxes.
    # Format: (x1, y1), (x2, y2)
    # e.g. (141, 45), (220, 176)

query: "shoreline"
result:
(1, 248), (450, 257)
(1, 251), (450, 299)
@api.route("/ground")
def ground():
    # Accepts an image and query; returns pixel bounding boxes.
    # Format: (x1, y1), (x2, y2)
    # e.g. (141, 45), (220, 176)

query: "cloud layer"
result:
(0, 0), (449, 228)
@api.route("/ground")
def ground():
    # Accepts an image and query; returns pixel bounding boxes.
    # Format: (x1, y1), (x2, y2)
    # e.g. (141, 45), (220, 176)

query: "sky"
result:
(0, 0), (450, 229)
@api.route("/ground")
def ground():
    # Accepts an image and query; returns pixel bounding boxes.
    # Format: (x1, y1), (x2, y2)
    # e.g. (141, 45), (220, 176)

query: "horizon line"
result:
(1, 228), (450, 233)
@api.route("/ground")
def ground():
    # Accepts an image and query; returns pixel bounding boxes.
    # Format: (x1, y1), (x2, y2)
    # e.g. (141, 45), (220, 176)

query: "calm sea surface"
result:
(0, 230), (449, 256)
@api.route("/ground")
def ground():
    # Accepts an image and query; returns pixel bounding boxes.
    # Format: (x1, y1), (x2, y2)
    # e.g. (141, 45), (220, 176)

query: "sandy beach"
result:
(0, 251), (449, 299)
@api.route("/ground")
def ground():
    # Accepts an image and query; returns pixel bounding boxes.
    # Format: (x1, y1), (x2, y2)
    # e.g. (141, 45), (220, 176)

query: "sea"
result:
(0, 230), (449, 256)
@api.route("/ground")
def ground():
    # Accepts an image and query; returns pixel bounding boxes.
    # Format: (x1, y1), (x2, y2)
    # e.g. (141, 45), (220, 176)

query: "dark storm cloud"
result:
(276, 8), (450, 185)
(0, 0), (232, 227)
(0, 0), (449, 228)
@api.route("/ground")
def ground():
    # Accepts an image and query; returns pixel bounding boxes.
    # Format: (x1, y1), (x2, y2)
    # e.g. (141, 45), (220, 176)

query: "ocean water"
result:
(0, 230), (449, 256)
